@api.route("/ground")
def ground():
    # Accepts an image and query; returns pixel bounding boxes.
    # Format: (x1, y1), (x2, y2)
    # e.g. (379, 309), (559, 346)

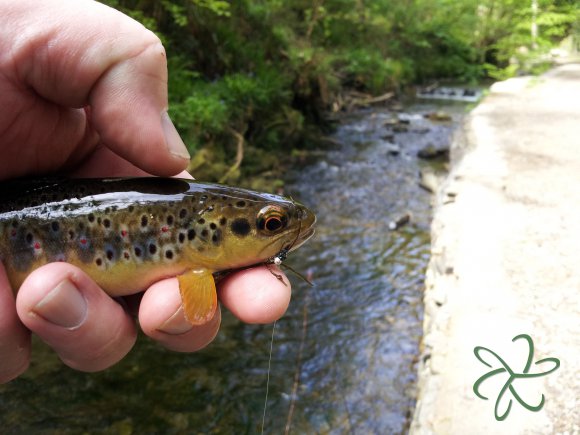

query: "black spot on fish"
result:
(179, 208), (187, 219)
(26, 233), (33, 244)
(141, 215), (148, 227)
(167, 215), (174, 225)
(106, 250), (114, 261)
(128, 205), (135, 213)
(134, 246), (142, 257)
(212, 229), (222, 245)
(68, 230), (75, 240)
(149, 243), (157, 255)
(220, 217), (227, 226)
(210, 222), (217, 230)
(11, 220), (18, 228)
(201, 229), (209, 238)
(88, 213), (95, 223)
(187, 229), (196, 241)
(165, 250), (174, 260)
(96, 258), (103, 266)
(103, 218), (111, 228)
(231, 218), (251, 237)
(178, 233), (185, 244)
(198, 218), (205, 225)
(51, 221), (60, 232)
(236, 200), (246, 208)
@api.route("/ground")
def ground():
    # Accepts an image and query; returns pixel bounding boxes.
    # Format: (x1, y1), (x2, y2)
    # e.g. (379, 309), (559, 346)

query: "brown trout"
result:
(0, 177), (316, 324)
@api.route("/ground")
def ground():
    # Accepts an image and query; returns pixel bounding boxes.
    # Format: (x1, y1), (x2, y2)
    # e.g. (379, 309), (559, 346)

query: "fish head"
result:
(183, 185), (316, 270)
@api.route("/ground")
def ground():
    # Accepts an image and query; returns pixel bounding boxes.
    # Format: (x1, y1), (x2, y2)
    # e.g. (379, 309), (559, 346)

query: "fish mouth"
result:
(289, 226), (315, 252)
(289, 204), (316, 252)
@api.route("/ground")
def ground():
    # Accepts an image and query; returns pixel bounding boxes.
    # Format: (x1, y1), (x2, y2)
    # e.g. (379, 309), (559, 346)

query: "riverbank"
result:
(411, 64), (580, 433)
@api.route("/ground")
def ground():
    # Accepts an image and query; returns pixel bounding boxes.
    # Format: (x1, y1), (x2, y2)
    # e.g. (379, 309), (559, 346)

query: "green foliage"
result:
(100, 0), (579, 179)
(484, 63), (520, 81)
(336, 49), (406, 93)
(191, 0), (230, 16)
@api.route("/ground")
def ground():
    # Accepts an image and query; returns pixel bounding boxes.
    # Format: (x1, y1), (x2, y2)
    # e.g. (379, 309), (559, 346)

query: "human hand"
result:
(0, 0), (291, 383)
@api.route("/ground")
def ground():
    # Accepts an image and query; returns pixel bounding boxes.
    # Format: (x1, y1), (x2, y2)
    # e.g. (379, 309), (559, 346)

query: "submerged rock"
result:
(417, 144), (450, 160)
(419, 168), (445, 193)
(383, 117), (400, 127)
(386, 144), (402, 156)
(392, 124), (409, 133)
(388, 213), (412, 230)
(424, 111), (453, 122)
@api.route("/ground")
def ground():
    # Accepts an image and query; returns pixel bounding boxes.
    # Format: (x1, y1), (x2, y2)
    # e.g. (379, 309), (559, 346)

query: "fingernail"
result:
(161, 111), (190, 160)
(32, 279), (87, 329)
(158, 306), (193, 335)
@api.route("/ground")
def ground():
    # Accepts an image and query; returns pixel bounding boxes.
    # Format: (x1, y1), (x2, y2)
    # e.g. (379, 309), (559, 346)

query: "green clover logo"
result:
(473, 333), (560, 421)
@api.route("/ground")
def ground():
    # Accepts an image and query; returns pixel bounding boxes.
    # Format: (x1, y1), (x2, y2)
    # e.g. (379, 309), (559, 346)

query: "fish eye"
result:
(257, 205), (288, 234)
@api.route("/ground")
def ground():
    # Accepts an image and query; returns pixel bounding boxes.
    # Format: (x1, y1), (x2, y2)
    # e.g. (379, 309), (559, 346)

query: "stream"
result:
(0, 102), (468, 434)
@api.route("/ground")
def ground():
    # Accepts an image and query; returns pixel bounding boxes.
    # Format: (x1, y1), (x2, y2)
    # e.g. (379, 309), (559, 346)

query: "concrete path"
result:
(411, 64), (580, 434)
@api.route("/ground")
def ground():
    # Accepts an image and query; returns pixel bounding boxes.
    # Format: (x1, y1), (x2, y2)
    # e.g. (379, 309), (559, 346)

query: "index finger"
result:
(0, 263), (30, 384)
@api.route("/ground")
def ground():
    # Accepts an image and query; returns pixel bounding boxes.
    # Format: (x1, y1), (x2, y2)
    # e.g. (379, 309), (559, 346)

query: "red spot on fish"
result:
(34, 242), (41, 250)
(80, 238), (87, 245)
(161, 226), (169, 233)
(121, 230), (128, 237)
(10, 229), (17, 237)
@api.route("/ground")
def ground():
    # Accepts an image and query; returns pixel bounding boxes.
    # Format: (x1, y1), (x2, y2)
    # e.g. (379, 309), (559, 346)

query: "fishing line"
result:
(261, 320), (277, 435)
(284, 287), (310, 435)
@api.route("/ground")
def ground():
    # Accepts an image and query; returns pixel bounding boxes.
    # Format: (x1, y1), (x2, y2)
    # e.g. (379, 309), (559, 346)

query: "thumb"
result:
(8, 0), (190, 176)
(16, 263), (137, 372)
(88, 39), (192, 175)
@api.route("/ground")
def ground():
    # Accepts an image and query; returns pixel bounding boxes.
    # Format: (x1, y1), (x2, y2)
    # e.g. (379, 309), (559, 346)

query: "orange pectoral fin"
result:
(177, 269), (218, 325)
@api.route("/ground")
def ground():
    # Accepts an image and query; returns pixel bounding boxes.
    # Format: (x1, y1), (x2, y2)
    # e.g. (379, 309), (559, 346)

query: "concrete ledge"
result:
(411, 64), (580, 434)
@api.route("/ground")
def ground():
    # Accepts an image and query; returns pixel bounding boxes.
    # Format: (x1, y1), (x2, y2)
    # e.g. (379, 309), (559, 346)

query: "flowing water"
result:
(0, 102), (468, 434)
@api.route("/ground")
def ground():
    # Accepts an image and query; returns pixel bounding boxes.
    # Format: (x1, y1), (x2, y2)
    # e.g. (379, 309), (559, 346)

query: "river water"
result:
(0, 103), (466, 434)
